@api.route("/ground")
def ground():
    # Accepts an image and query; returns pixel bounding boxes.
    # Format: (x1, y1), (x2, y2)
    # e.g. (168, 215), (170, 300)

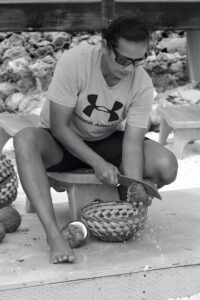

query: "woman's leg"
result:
(143, 139), (178, 188)
(14, 127), (75, 264)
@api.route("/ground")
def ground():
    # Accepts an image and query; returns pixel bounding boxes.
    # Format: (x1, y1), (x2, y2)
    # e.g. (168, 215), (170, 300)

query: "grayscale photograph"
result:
(0, 1), (200, 299)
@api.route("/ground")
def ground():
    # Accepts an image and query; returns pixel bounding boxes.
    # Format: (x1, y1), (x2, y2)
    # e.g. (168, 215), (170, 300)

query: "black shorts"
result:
(45, 129), (148, 173)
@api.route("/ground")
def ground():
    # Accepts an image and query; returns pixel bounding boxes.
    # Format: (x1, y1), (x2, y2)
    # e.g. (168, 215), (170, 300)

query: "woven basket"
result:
(0, 154), (18, 208)
(81, 199), (148, 242)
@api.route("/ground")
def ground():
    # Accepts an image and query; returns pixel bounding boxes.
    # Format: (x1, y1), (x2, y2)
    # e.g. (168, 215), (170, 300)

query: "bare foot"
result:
(47, 231), (75, 264)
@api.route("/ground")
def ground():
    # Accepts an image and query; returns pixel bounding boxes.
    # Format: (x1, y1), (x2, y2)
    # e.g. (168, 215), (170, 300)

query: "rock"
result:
(147, 51), (157, 61)
(44, 32), (71, 43)
(27, 32), (42, 45)
(0, 34), (25, 56)
(18, 92), (46, 113)
(36, 40), (52, 48)
(18, 94), (34, 112)
(0, 98), (4, 107)
(29, 59), (54, 78)
(0, 82), (18, 100)
(0, 33), (8, 42)
(17, 68), (36, 94)
(166, 52), (183, 61)
(36, 45), (54, 58)
(88, 34), (102, 45)
(178, 89), (200, 104)
(44, 32), (60, 42)
(5, 92), (25, 111)
(3, 46), (29, 60)
(170, 61), (183, 73)
(29, 60), (54, 90)
(43, 55), (56, 65)
(156, 52), (169, 61)
(6, 33), (25, 47)
(52, 33), (71, 48)
(157, 37), (186, 55)
(8, 57), (30, 73)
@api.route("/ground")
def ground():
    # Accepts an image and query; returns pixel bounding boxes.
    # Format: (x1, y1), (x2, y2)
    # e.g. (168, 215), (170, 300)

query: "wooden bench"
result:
(158, 104), (200, 159)
(0, 113), (119, 219)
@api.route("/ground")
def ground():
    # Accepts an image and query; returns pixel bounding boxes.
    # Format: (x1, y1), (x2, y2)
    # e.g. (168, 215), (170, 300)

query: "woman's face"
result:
(104, 37), (148, 79)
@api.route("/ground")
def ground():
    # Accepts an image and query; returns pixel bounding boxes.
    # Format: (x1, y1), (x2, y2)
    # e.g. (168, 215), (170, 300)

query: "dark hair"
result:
(102, 16), (150, 48)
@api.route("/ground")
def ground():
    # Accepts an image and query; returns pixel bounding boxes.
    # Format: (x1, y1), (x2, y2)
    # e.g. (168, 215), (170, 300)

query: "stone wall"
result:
(0, 30), (188, 116)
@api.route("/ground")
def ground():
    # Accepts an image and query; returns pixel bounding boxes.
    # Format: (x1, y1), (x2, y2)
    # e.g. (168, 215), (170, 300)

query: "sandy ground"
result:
(146, 132), (200, 193)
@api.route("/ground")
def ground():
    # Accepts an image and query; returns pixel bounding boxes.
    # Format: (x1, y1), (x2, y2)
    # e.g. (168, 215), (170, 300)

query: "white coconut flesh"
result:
(70, 221), (88, 239)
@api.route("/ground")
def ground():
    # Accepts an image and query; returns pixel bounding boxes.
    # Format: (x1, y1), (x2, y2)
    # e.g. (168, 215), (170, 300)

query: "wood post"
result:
(101, 0), (115, 28)
(186, 30), (200, 83)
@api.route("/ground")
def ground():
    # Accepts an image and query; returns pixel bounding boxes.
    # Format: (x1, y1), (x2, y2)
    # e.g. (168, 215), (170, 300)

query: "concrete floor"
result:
(1, 187), (200, 299)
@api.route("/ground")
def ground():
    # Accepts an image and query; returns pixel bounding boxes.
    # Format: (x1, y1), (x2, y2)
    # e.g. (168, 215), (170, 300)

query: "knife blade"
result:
(117, 174), (162, 200)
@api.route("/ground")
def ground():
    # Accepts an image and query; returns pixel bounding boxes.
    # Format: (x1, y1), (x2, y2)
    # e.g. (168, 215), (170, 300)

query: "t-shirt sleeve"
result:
(48, 51), (79, 107)
(126, 82), (154, 129)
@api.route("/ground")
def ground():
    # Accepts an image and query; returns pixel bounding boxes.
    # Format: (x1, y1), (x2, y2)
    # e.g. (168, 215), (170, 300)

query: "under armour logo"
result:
(83, 94), (123, 122)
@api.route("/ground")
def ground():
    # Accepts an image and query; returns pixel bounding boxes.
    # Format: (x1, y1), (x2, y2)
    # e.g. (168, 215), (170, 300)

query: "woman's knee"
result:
(158, 150), (178, 185)
(14, 127), (40, 154)
(14, 127), (63, 169)
(144, 140), (178, 187)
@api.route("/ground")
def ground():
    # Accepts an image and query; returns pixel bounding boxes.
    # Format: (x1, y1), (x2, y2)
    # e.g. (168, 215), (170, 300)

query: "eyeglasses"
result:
(110, 44), (147, 67)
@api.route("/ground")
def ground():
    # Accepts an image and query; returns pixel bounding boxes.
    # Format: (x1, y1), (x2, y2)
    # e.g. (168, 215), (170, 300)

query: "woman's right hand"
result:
(93, 160), (119, 186)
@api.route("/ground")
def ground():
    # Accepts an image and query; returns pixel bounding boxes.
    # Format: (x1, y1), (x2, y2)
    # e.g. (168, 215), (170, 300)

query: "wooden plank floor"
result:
(0, 188), (200, 299)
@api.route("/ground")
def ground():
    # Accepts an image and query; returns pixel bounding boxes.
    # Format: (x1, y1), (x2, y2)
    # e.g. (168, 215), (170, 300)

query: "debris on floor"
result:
(168, 292), (200, 300)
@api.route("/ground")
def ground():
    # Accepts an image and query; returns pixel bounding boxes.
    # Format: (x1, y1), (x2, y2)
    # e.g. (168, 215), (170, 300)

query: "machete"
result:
(117, 174), (162, 200)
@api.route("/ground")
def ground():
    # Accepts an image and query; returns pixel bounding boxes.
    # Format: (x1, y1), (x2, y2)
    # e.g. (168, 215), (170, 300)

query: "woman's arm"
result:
(121, 124), (146, 180)
(50, 101), (119, 185)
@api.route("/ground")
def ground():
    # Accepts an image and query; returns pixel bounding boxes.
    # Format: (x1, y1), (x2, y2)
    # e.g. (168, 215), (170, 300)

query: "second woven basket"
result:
(0, 154), (18, 209)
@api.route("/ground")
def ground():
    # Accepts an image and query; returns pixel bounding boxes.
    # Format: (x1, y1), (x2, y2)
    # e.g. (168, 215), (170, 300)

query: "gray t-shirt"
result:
(39, 43), (154, 141)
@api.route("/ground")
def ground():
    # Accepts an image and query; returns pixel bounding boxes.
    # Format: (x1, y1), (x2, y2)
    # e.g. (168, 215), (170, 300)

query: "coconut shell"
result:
(61, 222), (87, 248)
(0, 206), (21, 233)
(127, 182), (148, 204)
(0, 222), (6, 243)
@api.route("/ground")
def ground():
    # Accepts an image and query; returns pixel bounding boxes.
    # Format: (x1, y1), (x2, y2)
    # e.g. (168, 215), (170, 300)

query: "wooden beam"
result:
(0, 2), (102, 32)
(0, 1), (200, 31)
(115, 1), (200, 30)
(0, 0), (100, 3)
(1, 0), (200, 3)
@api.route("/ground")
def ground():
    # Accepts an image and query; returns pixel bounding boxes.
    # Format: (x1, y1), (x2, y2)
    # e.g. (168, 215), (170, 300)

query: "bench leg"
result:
(173, 128), (200, 159)
(187, 30), (200, 82)
(68, 183), (120, 220)
(159, 119), (172, 145)
(0, 128), (11, 153)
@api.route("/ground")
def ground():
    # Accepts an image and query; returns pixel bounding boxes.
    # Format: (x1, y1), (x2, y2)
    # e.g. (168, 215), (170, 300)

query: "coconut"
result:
(0, 206), (21, 233)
